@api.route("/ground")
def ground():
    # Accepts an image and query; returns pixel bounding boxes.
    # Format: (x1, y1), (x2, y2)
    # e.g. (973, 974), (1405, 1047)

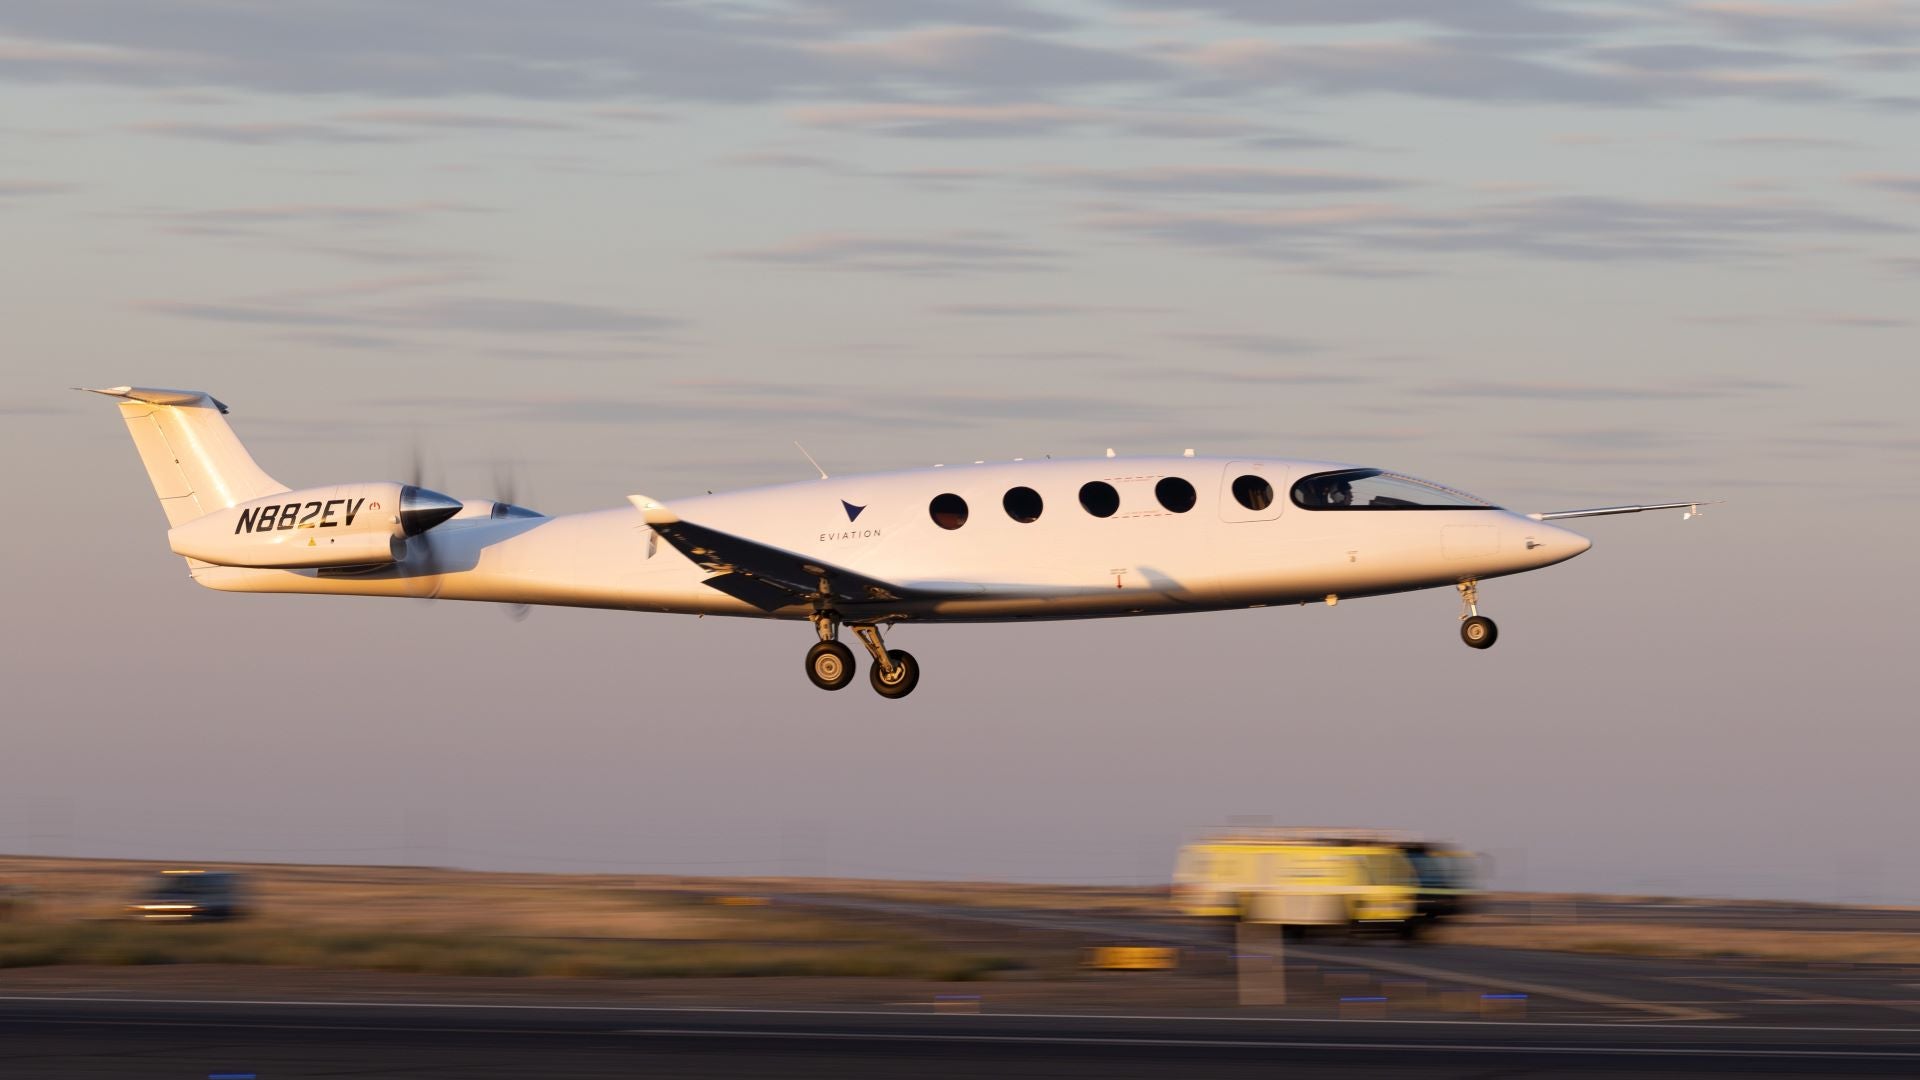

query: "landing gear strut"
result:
(805, 613), (855, 691)
(853, 624), (919, 699)
(803, 615), (919, 698)
(1457, 580), (1497, 650)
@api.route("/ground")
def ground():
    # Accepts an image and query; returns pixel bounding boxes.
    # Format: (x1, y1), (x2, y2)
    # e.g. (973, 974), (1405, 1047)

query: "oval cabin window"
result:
(1079, 481), (1120, 518)
(1155, 476), (1197, 514)
(1231, 474), (1273, 512)
(929, 493), (969, 530)
(1002, 486), (1043, 523)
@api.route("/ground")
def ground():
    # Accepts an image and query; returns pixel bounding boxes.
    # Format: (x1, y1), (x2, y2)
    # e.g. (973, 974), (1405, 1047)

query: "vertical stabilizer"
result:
(82, 386), (288, 526)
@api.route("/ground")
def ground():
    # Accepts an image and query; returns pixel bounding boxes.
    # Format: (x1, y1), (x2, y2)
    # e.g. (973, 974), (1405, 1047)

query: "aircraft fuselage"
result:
(188, 455), (1591, 623)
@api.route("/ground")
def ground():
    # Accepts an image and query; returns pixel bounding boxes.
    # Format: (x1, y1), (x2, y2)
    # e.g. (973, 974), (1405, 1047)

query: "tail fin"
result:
(82, 386), (288, 526)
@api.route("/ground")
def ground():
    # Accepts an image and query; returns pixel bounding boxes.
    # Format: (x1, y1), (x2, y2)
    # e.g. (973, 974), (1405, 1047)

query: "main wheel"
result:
(805, 641), (856, 690)
(1460, 615), (1498, 649)
(868, 649), (920, 699)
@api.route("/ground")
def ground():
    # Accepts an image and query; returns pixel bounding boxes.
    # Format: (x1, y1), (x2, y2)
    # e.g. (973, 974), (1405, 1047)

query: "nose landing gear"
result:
(1457, 580), (1498, 650)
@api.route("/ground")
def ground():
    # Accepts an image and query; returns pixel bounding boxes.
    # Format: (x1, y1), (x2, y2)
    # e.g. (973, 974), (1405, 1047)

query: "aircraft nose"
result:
(1521, 521), (1591, 564)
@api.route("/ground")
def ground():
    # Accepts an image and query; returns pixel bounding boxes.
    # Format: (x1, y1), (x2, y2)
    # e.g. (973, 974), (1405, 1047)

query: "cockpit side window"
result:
(1290, 469), (1496, 510)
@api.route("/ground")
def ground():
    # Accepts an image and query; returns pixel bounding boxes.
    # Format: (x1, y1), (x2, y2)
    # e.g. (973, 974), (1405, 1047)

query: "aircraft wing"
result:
(1528, 500), (1718, 522)
(628, 495), (925, 611)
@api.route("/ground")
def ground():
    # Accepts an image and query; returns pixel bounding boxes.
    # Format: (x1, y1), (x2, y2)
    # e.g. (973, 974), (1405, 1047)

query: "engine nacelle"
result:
(167, 482), (461, 569)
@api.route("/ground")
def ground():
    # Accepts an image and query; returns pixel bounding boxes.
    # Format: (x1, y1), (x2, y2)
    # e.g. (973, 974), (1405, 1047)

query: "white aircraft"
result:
(87, 386), (1708, 700)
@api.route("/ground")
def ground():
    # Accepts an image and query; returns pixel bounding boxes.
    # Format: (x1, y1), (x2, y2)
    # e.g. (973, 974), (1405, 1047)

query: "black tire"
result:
(868, 649), (920, 699)
(1460, 615), (1498, 649)
(805, 641), (856, 690)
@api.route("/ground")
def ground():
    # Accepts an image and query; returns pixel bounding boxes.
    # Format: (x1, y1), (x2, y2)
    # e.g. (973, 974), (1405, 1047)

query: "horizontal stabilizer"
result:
(627, 495), (925, 612)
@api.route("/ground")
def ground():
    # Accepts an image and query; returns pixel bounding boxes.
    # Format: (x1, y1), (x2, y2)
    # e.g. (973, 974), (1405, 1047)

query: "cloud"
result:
(790, 0), (1080, 33)
(1178, 35), (1841, 104)
(126, 119), (400, 144)
(1688, 0), (1920, 43)
(785, 101), (1259, 139)
(1084, 194), (1900, 265)
(334, 108), (574, 132)
(1031, 165), (1406, 196)
(1714, 133), (1857, 148)
(1856, 173), (1920, 197)
(719, 230), (1061, 275)
(1116, 0), (1609, 35)
(0, 4), (1160, 105)
(141, 201), (488, 236)
(372, 383), (1170, 433)
(807, 25), (1165, 90)
(1129, 367), (1370, 386)
(931, 302), (1174, 317)
(1590, 43), (1804, 72)
(0, 179), (77, 198)
(1178, 38), (1645, 105)
(144, 290), (681, 340)
(1853, 46), (1920, 68)
(1420, 376), (1789, 401)
(1172, 332), (1324, 356)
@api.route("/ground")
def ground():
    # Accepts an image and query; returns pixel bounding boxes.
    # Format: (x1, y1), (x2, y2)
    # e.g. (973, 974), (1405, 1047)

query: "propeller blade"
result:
(492, 462), (518, 508)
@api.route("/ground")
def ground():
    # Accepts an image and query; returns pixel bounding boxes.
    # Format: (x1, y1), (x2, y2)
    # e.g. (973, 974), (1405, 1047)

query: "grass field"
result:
(0, 856), (1023, 981)
(1432, 923), (1920, 965)
(4, 855), (1913, 977)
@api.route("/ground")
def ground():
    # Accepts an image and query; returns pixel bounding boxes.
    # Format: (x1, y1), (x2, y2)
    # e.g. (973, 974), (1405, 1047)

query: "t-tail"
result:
(83, 386), (464, 571)
(83, 386), (288, 526)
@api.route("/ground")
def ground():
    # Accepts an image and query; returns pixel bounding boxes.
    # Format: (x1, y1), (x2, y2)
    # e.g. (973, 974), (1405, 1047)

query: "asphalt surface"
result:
(774, 891), (1920, 1028)
(2, 995), (1918, 1079)
(1474, 897), (1920, 934)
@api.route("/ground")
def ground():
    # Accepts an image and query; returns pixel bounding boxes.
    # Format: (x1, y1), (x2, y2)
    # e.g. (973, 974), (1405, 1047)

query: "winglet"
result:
(626, 494), (680, 526)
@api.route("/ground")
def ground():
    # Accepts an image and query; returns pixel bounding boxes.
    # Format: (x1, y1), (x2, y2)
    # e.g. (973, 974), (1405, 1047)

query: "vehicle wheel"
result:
(1460, 615), (1498, 649)
(805, 641), (856, 690)
(869, 649), (920, 699)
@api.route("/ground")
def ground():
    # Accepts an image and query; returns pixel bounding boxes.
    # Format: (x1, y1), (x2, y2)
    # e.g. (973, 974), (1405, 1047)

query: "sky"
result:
(1, 0), (1916, 902)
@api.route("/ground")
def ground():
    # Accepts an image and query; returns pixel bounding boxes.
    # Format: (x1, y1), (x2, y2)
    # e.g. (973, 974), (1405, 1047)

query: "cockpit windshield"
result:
(1290, 469), (1497, 511)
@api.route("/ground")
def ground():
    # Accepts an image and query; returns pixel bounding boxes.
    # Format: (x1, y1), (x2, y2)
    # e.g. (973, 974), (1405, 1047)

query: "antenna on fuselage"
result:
(794, 441), (829, 480)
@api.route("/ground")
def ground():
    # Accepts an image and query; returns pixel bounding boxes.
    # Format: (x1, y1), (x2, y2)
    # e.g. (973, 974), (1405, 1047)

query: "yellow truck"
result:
(1172, 829), (1464, 937)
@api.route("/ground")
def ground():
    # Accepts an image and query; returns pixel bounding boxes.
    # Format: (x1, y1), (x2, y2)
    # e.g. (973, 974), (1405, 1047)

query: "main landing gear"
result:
(805, 614), (920, 699)
(1457, 580), (1498, 650)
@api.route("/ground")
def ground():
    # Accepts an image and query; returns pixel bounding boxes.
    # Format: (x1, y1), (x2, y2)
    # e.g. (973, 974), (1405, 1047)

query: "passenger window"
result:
(1002, 486), (1043, 523)
(1078, 481), (1120, 518)
(929, 493), (968, 530)
(1231, 474), (1273, 512)
(1155, 476), (1196, 514)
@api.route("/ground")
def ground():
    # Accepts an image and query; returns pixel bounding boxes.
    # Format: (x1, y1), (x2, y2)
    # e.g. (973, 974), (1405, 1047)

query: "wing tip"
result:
(626, 494), (680, 526)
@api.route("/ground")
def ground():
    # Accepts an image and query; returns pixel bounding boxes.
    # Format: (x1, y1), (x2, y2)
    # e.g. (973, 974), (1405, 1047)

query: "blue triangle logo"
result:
(842, 500), (866, 522)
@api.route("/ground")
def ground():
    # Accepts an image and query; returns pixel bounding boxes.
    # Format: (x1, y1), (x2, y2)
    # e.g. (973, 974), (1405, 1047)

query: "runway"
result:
(2, 994), (1917, 1079)
(772, 891), (1920, 1028)
(4, 890), (1918, 1077)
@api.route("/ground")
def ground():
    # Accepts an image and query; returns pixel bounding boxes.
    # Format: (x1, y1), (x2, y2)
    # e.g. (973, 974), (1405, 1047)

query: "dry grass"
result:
(0, 921), (1015, 980)
(635, 875), (1170, 916)
(1434, 923), (1920, 965)
(0, 856), (1019, 981)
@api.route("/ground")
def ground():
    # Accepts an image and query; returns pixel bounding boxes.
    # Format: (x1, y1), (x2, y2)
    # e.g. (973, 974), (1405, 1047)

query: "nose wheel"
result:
(1457, 581), (1498, 650)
